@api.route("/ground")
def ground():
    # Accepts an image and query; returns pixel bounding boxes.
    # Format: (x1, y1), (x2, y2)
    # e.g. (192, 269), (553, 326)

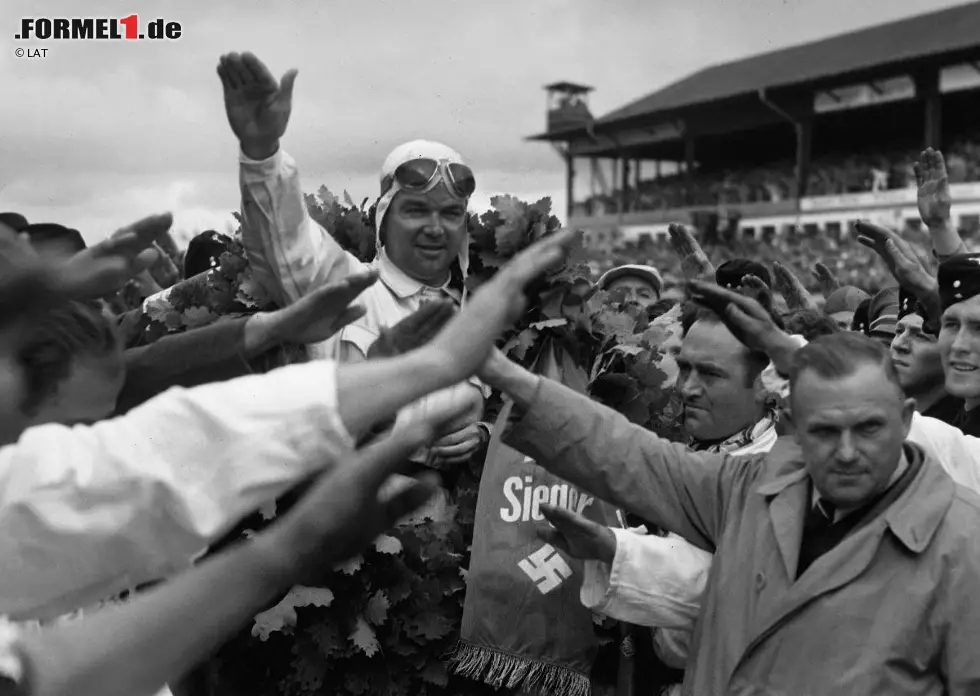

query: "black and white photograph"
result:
(1, 1), (980, 694)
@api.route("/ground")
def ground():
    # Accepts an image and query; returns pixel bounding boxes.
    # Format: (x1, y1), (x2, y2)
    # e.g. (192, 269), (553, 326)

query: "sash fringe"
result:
(447, 640), (591, 696)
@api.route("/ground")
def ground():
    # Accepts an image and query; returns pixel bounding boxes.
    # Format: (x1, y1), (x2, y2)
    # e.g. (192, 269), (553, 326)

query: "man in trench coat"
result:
(478, 331), (980, 695)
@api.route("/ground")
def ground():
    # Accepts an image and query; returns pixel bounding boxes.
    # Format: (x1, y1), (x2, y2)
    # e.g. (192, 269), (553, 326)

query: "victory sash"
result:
(449, 343), (622, 696)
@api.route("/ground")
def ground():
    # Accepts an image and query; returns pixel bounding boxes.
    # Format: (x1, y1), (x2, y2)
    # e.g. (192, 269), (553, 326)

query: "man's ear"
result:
(901, 396), (916, 435)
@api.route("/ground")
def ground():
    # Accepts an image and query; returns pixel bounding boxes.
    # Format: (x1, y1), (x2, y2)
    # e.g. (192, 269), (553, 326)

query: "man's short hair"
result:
(784, 309), (841, 342)
(18, 300), (121, 416)
(789, 331), (902, 397)
(680, 304), (770, 387)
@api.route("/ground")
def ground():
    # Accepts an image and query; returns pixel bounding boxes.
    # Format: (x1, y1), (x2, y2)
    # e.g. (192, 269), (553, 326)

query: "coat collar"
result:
(376, 249), (462, 303)
(755, 438), (954, 555)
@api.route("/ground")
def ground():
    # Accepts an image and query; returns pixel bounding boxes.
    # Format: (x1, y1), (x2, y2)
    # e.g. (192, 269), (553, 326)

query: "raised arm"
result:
(0, 360), (354, 621)
(914, 148), (965, 261)
(479, 350), (749, 550)
(117, 272), (377, 413)
(8, 415), (449, 696)
(219, 51), (363, 306)
(0, 224), (579, 622)
(689, 281), (980, 492)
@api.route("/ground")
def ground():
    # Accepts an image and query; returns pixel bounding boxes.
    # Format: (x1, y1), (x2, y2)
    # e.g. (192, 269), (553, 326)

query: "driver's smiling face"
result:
(383, 184), (467, 286)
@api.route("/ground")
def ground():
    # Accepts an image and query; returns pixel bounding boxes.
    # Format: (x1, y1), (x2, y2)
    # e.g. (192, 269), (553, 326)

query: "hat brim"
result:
(597, 266), (663, 294)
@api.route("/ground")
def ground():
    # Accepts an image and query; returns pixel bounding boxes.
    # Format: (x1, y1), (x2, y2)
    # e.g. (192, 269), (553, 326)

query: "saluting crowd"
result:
(1, 49), (980, 696)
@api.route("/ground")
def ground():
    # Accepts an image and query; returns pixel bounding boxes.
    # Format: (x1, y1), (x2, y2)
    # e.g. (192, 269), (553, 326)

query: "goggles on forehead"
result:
(382, 158), (476, 200)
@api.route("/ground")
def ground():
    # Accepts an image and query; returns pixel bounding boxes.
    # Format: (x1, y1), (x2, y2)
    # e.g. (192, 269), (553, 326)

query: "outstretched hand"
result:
(811, 262), (841, 297)
(368, 300), (457, 360)
(218, 52), (298, 160)
(772, 262), (817, 311)
(913, 148), (952, 230)
(539, 504), (616, 564)
(668, 223), (715, 281)
(739, 274), (775, 311)
(63, 213), (173, 298)
(854, 221), (937, 298)
(266, 387), (473, 581)
(429, 228), (579, 383)
(271, 271), (378, 346)
(688, 280), (787, 355)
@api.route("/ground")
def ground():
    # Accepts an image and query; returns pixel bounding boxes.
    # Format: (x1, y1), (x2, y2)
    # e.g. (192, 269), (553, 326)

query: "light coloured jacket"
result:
(239, 148), (476, 369)
(238, 148), (487, 490)
(581, 414), (778, 672)
(507, 377), (980, 695)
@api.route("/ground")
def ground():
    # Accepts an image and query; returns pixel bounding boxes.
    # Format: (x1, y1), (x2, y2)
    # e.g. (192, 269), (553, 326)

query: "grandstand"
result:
(528, 1), (980, 246)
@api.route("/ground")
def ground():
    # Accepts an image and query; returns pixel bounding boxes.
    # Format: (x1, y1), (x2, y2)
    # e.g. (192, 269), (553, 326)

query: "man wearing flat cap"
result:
(823, 286), (870, 330)
(936, 252), (980, 436)
(849, 297), (871, 334)
(866, 287), (899, 346)
(597, 264), (662, 308)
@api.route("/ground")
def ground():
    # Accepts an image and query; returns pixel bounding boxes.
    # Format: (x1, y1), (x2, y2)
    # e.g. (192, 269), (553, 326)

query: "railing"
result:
(569, 182), (980, 232)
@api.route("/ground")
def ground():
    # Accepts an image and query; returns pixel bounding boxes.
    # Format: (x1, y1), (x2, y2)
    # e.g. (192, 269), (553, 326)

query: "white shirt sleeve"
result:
(760, 333), (807, 400)
(239, 148), (363, 306)
(580, 529), (711, 630)
(0, 361), (354, 622)
(907, 412), (980, 494)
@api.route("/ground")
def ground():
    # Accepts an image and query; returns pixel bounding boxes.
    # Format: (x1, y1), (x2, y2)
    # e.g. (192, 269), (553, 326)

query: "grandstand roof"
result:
(599, 2), (980, 126)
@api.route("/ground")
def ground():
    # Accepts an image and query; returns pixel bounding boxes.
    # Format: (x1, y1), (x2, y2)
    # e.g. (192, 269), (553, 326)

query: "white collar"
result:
(376, 249), (461, 304)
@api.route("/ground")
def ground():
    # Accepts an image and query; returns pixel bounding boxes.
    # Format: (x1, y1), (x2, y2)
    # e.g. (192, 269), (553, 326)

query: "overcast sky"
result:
(0, 0), (970, 246)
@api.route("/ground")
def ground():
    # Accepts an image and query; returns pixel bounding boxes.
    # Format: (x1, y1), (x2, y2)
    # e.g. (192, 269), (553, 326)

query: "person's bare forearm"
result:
(20, 542), (289, 696)
(931, 223), (967, 260)
(336, 348), (459, 436)
(478, 353), (541, 410)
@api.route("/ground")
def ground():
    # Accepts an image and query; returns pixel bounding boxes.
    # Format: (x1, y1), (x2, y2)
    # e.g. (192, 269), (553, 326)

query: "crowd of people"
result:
(2, 48), (980, 696)
(581, 131), (980, 214)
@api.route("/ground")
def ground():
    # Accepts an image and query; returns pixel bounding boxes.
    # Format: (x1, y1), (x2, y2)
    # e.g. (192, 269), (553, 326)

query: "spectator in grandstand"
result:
(823, 286), (870, 330)
(892, 288), (961, 425)
(597, 264), (662, 307)
(866, 286), (899, 346)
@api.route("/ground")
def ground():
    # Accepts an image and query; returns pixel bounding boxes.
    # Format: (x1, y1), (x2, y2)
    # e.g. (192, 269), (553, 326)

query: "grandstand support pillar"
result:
(914, 70), (942, 149)
(684, 135), (696, 183)
(565, 151), (574, 222)
(796, 117), (813, 199)
(620, 159), (631, 212)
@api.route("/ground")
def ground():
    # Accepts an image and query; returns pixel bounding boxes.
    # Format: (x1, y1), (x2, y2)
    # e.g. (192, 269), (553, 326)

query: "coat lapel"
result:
(764, 474), (808, 580)
(747, 517), (884, 656)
